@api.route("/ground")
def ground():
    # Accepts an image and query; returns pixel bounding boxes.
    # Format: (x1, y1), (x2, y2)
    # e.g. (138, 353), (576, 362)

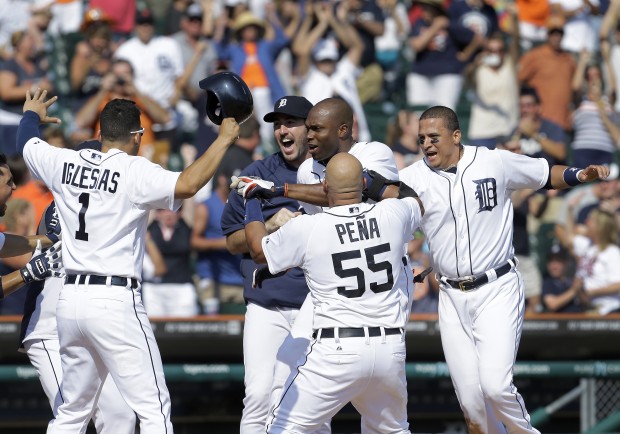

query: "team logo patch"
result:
(278, 98), (287, 108)
(349, 206), (359, 214)
(91, 153), (102, 161)
(473, 178), (497, 212)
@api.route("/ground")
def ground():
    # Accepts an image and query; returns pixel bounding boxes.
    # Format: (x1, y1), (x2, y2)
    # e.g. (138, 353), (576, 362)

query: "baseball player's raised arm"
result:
(174, 118), (239, 199)
(548, 164), (611, 189)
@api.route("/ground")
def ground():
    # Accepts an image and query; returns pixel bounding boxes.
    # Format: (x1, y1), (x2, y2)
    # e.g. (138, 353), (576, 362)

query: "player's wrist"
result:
(244, 198), (265, 225)
(563, 167), (585, 186)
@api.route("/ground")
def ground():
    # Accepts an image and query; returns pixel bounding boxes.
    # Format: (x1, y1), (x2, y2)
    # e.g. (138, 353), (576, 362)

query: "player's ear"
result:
(96, 130), (102, 141)
(453, 129), (461, 144)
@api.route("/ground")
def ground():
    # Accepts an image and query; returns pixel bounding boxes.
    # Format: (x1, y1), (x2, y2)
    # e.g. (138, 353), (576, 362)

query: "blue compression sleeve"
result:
(16, 111), (41, 154)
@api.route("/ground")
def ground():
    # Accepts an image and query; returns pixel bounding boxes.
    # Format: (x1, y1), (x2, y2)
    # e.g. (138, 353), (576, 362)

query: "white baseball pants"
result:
(439, 271), (540, 434)
(266, 328), (410, 434)
(25, 338), (136, 433)
(48, 283), (173, 434)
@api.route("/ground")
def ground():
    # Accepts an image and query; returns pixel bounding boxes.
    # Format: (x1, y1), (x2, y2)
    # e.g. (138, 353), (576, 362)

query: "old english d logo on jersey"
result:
(473, 178), (497, 212)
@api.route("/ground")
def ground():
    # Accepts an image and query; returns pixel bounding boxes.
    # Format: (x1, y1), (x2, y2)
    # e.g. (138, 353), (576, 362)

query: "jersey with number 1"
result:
(297, 141), (399, 214)
(23, 138), (181, 278)
(261, 198), (422, 329)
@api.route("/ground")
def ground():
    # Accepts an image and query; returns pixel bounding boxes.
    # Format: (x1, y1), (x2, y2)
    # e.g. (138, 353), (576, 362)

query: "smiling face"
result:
(418, 117), (462, 170)
(272, 114), (308, 168)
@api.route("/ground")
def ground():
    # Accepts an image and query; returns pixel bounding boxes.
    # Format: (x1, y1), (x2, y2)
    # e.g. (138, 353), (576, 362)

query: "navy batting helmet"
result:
(199, 72), (254, 125)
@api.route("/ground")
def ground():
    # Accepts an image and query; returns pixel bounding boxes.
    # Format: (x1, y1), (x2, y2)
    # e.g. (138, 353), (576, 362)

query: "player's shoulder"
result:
(240, 154), (282, 177)
(351, 140), (393, 156)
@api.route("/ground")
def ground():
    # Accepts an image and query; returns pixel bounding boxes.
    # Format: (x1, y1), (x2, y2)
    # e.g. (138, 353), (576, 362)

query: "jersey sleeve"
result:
(362, 142), (399, 181)
(498, 150), (549, 191)
(262, 216), (312, 274)
(126, 157), (182, 211)
(400, 197), (423, 236)
(23, 137), (73, 188)
(220, 190), (246, 235)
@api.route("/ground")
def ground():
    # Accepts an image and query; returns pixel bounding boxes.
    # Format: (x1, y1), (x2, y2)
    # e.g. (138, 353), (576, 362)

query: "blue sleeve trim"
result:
(16, 111), (41, 154)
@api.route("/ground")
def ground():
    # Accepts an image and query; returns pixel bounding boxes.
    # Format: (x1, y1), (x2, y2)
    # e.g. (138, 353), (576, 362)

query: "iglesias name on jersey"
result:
(23, 138), (181, 278)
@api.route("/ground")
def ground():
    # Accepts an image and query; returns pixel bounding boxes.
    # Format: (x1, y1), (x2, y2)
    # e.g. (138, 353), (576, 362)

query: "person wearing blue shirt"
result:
(220, 96), (322, 434)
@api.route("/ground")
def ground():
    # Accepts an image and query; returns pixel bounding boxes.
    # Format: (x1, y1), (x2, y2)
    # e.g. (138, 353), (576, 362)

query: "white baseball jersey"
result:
(261, 198), (422, 329)
(23, 138), (181, 278)
(297, 141), (399, 214)
(399, 145), (549, 278)
(114, 36), (184, 110)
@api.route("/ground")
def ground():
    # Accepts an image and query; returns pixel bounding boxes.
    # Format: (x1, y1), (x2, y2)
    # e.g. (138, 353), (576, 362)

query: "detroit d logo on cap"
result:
(278, 98), (287, 108)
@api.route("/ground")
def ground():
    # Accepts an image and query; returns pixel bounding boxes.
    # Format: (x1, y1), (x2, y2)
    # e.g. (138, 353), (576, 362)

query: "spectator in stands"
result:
(216, 115), (261, 181)
(516, 0), (552, 50)
(375, 0), (410, 99)
(294, 2), (371, 142)
(73, 59), (171, 162)
(7, 155), (52, 228)
(213, 8), (291, 147)
(466, 24), (520, 149)
(406, 0), (469, 110)
(0, 30), (53, 156)
(90, 0), (137, 42)
(114, 8), (184, 161)
(449, 0), (500, 60)
(557, 207), (620, 315)
(550, 0), (600, 54)
(192, 171), (244, 314)
(171, 3), (219, 103)
(0, 0), (32, 60)
(338, 0), (386, 104)
(164, 0), (196, 35)
(570, 55), (620, 168)
(143, 208), (199, 317)
(409, 233), (439, 313)
(502, 86), (568, 166)
(542, 250), (583, 313)
(386, 108), (423, 170)
(0, 198), (35, 315)
(69, 8), (115, 112)
(518, 15), (576, 131)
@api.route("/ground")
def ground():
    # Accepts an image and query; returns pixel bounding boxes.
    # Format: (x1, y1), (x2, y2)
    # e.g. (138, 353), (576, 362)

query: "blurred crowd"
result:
(0, 0), (619, 317)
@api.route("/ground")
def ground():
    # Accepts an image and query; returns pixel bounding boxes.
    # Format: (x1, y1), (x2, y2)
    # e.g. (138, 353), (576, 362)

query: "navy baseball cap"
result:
(263, 96), (313, 123)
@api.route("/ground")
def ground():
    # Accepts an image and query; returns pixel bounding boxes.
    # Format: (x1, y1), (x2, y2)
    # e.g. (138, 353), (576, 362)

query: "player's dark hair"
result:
(520, 86), (541, 104)
(100, 99), (142, 142)
(419, 106), (460, 132)
(0, 153), (6, 167)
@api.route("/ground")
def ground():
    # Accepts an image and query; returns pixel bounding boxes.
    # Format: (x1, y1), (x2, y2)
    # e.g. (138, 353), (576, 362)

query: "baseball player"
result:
(20, 199), (137, 434)
(231, 98), (418, 430)
(243, 152), (424, 433)
(17, 89), (239, 434)
(220, 95), (319, 434)
(232, 98), (402, 215)
(398, 106), (609, 433)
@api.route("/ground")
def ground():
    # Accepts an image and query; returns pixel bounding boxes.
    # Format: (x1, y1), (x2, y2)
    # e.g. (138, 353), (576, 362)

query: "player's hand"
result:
(578, 165), (611, 182)
(266, 208), (300, 233)
(252, 266), (286, 288)
(23, 89), (61, 125)
(20, 241), (64, 284)
(44, 203), (61, 244)
(219, 117), (240, 144)
(231, 175), (282, 199)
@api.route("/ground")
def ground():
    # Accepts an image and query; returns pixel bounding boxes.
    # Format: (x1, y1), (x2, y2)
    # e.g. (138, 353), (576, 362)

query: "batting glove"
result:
(44, 202), (62, 243)
(252, 266), (286, 288)
(230, 176), (285, 200)
(20, 241), (64, 284)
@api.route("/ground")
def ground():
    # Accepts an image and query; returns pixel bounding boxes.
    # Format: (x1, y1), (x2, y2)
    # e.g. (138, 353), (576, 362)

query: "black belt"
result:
(443, 258), (515, 292)
(65, 274), (139, 289)
(313, 327), (402, 339)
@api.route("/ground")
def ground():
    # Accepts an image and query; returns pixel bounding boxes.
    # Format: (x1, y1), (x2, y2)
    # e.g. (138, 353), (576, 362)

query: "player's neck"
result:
(440, 145), (464, 172)
(328, 191), (363, 207)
